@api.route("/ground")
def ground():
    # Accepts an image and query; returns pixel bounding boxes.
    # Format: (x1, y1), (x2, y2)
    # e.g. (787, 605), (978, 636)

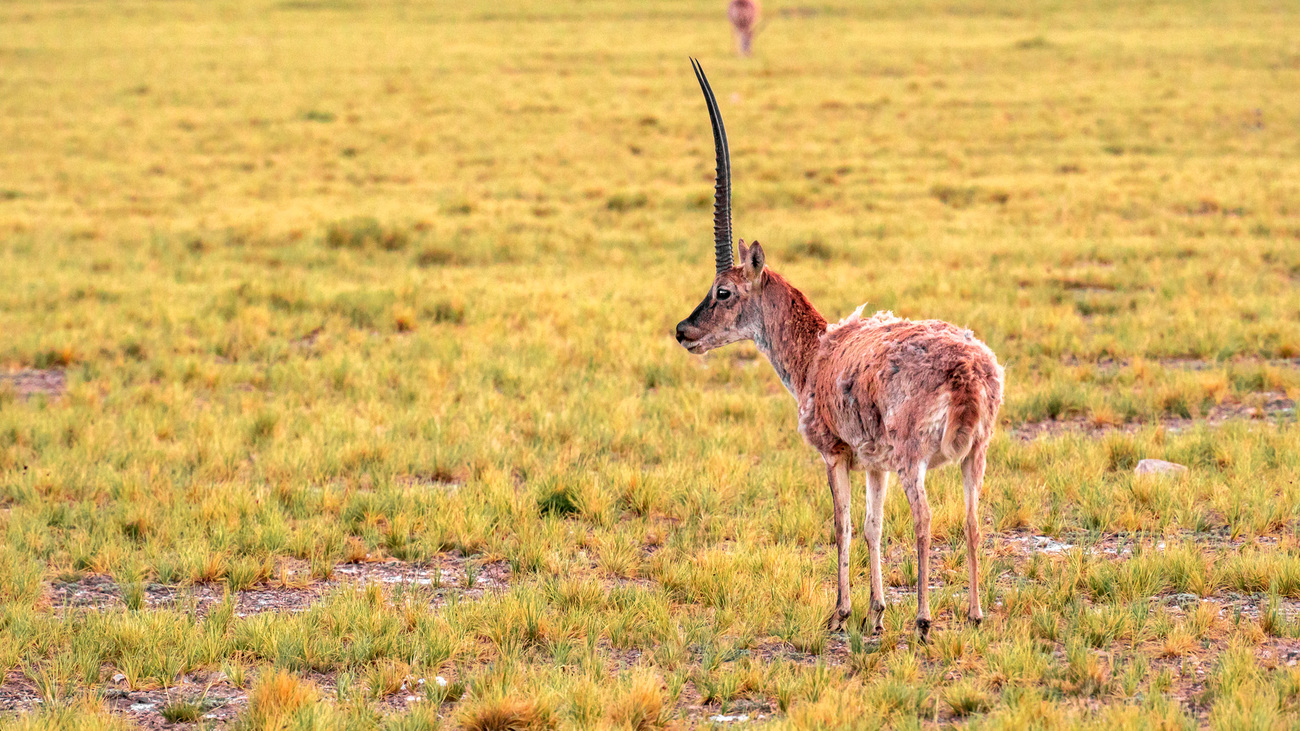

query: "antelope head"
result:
(675, 59), (768, 355)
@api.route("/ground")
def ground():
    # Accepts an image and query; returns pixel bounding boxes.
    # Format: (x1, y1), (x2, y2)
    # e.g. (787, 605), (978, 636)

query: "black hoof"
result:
(970, 615), (983, 628)
(916, 617), (931, 642)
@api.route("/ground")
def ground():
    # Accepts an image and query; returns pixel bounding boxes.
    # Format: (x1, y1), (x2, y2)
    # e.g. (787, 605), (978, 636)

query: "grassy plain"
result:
(2, 0), (1300, 728)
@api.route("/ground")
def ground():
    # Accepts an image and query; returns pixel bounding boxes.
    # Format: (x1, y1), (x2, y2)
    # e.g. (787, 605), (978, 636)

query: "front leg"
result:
(824, 454), (852, 631)
(898, 460), (932, 642)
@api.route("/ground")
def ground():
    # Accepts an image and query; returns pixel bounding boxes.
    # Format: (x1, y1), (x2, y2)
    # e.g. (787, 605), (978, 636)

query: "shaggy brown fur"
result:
(677, 241), (1004, 639)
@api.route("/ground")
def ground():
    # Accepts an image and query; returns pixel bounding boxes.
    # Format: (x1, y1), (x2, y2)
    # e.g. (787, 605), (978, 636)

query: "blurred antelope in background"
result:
(675, 60), (1005, 640)
(728, 0), (761, 56)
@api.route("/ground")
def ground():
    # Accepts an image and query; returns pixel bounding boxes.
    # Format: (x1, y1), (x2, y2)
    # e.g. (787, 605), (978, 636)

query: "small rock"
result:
(435, 676), (448, 687)
(1031, 535), (1074, 554)
(1168, 593), (1200, 609)
(1135, 459), (1188, 477)
(709, 714), (750, 723)
(112, 673), (126, 683)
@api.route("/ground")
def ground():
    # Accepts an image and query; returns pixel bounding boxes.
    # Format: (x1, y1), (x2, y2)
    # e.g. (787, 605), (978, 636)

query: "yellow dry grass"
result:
(2, 0), (1300, 728)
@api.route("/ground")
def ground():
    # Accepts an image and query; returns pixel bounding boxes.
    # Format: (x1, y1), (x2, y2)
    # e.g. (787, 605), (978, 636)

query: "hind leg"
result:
(897, 460), (932, 641)
(861, 469), (888, 634)
(962, 444), (988, 625)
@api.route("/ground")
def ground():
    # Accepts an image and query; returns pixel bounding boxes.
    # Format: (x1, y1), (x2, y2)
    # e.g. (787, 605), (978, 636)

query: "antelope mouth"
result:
(679, 339), (707, 355)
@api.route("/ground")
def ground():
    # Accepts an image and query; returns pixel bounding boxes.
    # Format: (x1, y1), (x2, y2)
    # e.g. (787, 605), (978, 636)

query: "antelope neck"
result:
(752, 270), (828, 398)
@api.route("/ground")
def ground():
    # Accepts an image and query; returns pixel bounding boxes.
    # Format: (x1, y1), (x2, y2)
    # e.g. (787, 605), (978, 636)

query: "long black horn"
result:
(691, 58), (733, 273)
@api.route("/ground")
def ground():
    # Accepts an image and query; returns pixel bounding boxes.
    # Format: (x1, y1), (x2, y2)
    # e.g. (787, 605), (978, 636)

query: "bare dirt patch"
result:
(0, 671), (41, 715)
(46, 554), (512, 617)
(0, 368), (66, 398)
(1013, 391), (1296, 440)
(24, 556), (509, 725)
(1062, 356), (1300, 372)
(102, 673), (248, 728)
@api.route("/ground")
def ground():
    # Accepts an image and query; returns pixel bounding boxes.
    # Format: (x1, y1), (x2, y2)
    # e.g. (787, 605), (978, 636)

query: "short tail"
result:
(941, 363), (984, 461)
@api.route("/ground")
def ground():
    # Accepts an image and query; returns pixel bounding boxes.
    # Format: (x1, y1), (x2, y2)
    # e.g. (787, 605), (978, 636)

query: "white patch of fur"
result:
(864, 310), (899, 326)
(826, 303), (866, 334)
(826, 307), (901, 336)
(797, 399), (817, 441)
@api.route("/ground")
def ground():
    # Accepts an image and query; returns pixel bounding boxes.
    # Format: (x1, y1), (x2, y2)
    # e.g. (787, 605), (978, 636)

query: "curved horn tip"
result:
(690, 58), (734, 274)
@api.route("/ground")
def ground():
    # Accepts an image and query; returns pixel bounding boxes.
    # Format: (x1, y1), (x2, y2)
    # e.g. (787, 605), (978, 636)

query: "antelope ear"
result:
(737, 239), (749, 265)
(743, 241), (765, 283)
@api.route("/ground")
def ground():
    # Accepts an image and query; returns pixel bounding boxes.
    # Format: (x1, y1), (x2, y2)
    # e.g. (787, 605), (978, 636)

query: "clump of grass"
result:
(238, 669), (318, 729)
(416, 245), (464, 267)
(458, 694), (555, 731)
(605, 193), (648, 211)
(536, 480), (582, 518)
(424, 299), (466, 324)
(1104, 433), (1139, 471)
(788, 238), (837, 261)
(1014, 35), (1051, 49)
(392, 305), (418, 333)
(330, 290), (398, 330)
(33, 346), (78, 369)
(442, 198), (475, 215)
(248, 410), (280, 444)
(365, 659), (411, 699)
(930, 184), (1009, 208)
(595, 532), (640, 578)
(1160, 626), (1196, 658)
(944, 678), (992, 717)
(608, 671), (670, 730)
(324, 217), (409, 251)
(1085, 552), (1167, 603)
(222, 660), (248, 689)
(1064, 640), (1111, 697)
(121, 581), (145, 610)
(120, 511), (154, 542)
(619, 474), (662, 517)
(225, 556), (271, 591)
(2, 697), (133, 730)
(160, 698), (204, 723)
(1162, 543), (1214, 596)
(641, 363), (678, 390)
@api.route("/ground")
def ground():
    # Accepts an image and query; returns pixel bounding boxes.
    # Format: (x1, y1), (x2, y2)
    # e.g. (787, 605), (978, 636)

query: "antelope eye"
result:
(715, 288), (732, 301)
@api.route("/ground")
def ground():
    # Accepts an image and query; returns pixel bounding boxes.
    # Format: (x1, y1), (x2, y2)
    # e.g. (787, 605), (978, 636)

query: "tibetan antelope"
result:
(675, 60), (1004, 640)
(728, 0), (761, 56)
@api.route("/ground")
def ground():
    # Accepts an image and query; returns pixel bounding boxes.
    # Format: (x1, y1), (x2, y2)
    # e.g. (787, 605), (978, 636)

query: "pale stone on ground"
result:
(1135, 458), (1189, 476)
